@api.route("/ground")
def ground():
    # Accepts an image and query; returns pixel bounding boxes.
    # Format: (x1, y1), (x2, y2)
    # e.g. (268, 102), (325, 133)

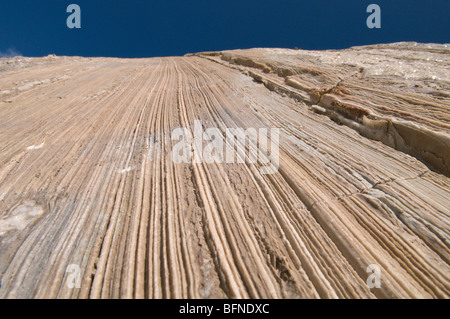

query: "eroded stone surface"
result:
(0, 43), (449, 298)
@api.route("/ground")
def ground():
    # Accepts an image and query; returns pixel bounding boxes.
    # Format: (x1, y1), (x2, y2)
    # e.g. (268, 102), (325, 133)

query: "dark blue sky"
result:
(1, 0), (449, 58)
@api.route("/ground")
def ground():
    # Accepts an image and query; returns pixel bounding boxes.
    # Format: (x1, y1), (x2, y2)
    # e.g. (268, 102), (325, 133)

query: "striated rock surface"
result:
(0, 43), (449, 298)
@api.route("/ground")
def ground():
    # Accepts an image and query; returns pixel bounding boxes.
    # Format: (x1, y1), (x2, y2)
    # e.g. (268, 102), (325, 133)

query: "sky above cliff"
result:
(1, 0), (449, 58)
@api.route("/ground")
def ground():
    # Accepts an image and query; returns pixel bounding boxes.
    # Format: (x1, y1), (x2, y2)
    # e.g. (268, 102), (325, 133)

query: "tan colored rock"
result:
(0, 43), (449, 298)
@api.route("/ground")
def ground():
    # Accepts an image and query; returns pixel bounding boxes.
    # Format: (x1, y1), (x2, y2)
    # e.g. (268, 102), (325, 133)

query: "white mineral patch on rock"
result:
(0, 201), (44, 236)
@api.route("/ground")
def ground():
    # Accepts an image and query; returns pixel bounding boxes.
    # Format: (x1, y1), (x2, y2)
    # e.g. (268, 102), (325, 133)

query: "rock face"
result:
(0, 43), (449, 299)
